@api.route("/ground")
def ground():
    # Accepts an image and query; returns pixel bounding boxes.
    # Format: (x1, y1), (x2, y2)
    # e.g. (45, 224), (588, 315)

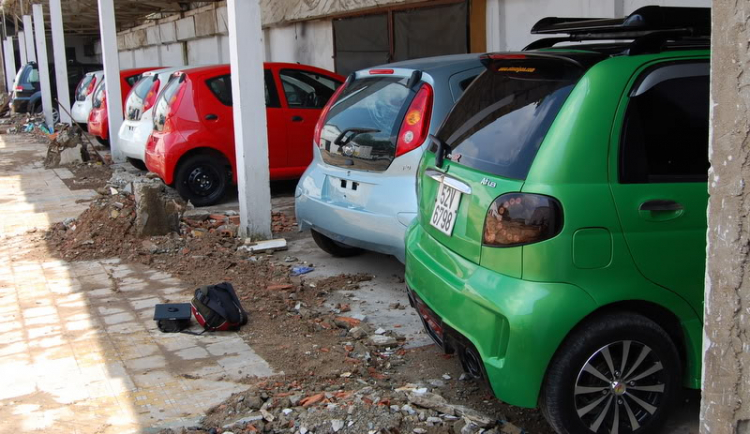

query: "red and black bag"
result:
(190, 282), (248, 331)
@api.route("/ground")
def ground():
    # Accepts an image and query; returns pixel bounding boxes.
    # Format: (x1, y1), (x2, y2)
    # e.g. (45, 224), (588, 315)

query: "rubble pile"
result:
(44, 169), (548, 434)
(158, 382), (523, 434)
(273, 211), (298, 233)
(181, 210), (297, 238)
(44, 123), (90, 167)
(0, 93), (10, 117)
(5, 112), (43, 134)
(63, 160), (113, 191)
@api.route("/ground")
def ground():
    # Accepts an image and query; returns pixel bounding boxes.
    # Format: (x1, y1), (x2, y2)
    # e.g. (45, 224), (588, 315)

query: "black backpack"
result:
(190, 282), (248, 331)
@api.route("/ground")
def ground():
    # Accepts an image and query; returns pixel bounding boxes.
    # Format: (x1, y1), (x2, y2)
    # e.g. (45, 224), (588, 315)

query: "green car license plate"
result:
(430, 180), (462, 236)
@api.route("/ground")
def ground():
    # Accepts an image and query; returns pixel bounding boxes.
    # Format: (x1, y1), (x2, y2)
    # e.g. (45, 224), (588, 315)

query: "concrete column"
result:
(3, 37), (15, 91)
(702, 1), (750, 433)
(97, 0), (124, 162)
(227, 0), (272, 239)
(18, 31), (27, 66)
(485, 0), (504, 52)
(22, 15), (35, 63)
(49, 0), (71, 125)
(33, 4), (54, 129)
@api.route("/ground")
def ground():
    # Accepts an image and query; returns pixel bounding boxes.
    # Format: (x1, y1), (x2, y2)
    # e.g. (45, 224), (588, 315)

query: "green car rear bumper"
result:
(405, 223), (598, 408)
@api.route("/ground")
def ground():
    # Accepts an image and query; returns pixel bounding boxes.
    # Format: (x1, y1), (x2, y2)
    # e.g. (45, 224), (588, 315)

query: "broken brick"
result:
(300, 393), (325, 407)
(334, 316), (361, 330)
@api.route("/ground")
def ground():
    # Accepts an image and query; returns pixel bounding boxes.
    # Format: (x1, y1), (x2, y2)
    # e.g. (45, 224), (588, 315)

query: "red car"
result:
(88, 67), (162, 145)
(145, 63), (344, 206)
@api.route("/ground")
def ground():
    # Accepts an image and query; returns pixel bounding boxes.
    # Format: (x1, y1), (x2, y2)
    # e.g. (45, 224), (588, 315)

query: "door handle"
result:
(639, 200), (684, 212)
(205, 114), (218, 121)
(291, 116), (303, 122)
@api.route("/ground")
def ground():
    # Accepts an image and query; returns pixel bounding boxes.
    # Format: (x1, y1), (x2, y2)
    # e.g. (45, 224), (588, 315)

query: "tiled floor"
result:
(0, 135), (97, 236)
(0, 134), (273, 433)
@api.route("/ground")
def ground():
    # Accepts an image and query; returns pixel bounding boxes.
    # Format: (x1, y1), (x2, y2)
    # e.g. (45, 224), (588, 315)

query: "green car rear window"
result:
(436, 57), (586, 180)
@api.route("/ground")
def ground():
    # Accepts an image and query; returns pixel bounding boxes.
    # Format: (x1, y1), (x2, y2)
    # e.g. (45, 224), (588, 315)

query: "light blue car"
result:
(295, 54), (484, 263)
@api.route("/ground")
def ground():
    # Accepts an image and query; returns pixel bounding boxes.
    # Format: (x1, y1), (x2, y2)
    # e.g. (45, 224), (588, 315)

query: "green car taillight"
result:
(483, 193), (563, 247)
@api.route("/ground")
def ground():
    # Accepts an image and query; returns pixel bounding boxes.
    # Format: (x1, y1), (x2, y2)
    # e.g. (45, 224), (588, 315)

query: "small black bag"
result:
(190, 282), (248, 331)
(153, 303), (192, 333)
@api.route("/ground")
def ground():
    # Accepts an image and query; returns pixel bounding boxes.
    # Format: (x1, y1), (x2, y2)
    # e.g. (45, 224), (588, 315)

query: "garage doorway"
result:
(333, 1), (471, 75)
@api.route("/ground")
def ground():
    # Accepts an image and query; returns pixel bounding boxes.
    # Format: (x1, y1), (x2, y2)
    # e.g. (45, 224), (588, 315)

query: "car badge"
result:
(480, 178), (497, 188)
(342, 143), (355, 157)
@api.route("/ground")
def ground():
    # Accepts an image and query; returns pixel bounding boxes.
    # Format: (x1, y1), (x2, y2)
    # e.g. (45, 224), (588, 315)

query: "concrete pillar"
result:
(18, 31), (27, 66)
(49, 0), (71, 125)
(3, 37), (15, 91)
(227, 0), (272, 239)
(485, 0), (504, 52)
(22, 15), (35, 63)
(702, 1), (750, 433)
(33, 4), (54, 128)
(97, 0), (124, 162)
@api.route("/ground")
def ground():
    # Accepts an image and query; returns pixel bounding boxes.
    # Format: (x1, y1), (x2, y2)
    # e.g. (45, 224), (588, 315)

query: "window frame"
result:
(202, 70), (282, 108)
(278, 68), (342, 110)
(205, 74), (233, 107)
(617, 60), (710, 185)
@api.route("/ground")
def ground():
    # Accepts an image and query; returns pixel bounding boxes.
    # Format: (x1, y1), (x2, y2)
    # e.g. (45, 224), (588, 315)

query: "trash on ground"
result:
(291, 266), (315, 276)
(238, 238), (288, 253)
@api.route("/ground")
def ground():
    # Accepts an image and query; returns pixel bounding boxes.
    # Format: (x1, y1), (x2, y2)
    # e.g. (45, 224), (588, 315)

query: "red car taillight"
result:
(395, 83), (433, 157)
(314, 81), (348, 147)
(483, 193), (563, 247)
(14, 85), (22, 92)
(142, 79), (161, 112)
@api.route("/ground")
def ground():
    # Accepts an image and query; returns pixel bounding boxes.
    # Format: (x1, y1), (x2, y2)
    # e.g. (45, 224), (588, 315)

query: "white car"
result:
(71, 70), (104, 126)
(119, 67), (188, 170)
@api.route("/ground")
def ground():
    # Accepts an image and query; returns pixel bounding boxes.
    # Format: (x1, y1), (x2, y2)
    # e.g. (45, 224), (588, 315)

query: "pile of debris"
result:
(44, 123), (92, 167)
(273, 211), (298, 233)
(43, 168), (546, 434)
(3, 112), (42, 134)
(159, 382), (523, 434)
(0, 92), (9, 117)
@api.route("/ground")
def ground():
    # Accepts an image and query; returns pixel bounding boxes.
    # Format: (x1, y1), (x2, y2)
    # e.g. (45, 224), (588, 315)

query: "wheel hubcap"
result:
(186, 165), (220, 197)
(574, 340), (666, 433)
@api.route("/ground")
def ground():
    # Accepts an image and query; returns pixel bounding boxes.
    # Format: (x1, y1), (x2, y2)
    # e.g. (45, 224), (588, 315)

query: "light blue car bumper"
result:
(295, 147), (425, 263)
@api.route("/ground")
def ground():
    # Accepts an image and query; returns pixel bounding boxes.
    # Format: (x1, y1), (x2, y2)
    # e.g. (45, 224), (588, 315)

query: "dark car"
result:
(10, 61), (102, 119)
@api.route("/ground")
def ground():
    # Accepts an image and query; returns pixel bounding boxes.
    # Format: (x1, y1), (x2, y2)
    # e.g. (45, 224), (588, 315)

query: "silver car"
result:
(295, 54), (484, 263)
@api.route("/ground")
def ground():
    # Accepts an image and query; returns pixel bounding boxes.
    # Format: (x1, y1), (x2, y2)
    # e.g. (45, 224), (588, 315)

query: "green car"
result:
(405, 6), (709, 434)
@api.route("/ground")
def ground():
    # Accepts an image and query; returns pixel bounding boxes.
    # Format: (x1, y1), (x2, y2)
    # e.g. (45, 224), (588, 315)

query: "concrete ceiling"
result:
(1, 0), (223, 35)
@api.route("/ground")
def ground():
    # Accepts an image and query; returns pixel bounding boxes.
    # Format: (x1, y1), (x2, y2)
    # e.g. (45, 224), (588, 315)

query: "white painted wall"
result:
(134, 45), (161, 67)
(623, 0), (710, 10)
(187, 36), (223, 65)
(117, 16), (334, 71)
(119, 50), (134, 68)
(486, 0), (712, 52)
(266, 20), (334, 71)
(160, 43), (185, 66)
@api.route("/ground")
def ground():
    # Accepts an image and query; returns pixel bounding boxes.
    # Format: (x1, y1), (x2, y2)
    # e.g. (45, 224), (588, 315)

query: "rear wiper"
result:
(333, 127), (381, 147)
(431, 134), (450, 168)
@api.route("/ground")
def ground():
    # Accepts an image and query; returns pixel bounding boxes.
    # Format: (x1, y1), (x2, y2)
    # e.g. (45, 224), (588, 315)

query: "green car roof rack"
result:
(523, 6), (710, 53)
